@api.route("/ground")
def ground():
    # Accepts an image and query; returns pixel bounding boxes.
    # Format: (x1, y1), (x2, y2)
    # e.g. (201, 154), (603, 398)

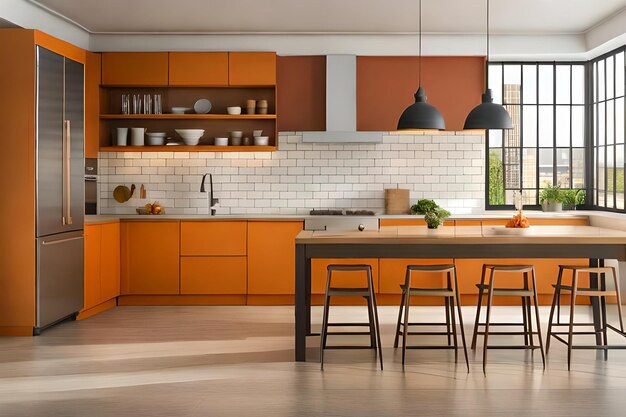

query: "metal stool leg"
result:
(366, 292), (376, 349)
(483, 268), (496, 374)
(445, 297), (452, 346)
(452, 266), (470, 373)
(611, 266), (626, 333)
(472, 265), (488, 350)
(600, 272), (609, 360)
(567, 271), (579, 371)
(530, 268), (545, 370)
(521, 296), (529, 346)
(401, 278), (411, 368)
(447, 271), (458, 362)
(524, 272), (534, 350)
(320, 270), (332, 370)
(370, 284), (384, 370)
(393, 288), (405, 348)
(546, 266), (564, 353)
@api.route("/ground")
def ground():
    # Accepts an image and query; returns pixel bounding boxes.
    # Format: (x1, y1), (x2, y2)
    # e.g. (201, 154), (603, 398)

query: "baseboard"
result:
(118, 295), (247, 306)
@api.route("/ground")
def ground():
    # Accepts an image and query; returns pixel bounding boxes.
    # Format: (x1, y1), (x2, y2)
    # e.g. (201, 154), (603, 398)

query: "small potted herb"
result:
(539, 185), (564, 212)
(561, 189), (586, 210)
(411, 199), (451, 229)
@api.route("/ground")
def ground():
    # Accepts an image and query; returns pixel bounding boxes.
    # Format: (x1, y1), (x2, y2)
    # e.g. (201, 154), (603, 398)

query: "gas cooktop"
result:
(309, 209), (377, 216)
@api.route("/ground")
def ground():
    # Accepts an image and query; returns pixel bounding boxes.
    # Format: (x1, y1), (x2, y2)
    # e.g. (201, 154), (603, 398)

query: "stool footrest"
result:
(327, 322), (371, 327)
(405, 346), (459, 350)
(550, 331), (602, 336)
(476, 331), (540, 336)
(326, 331), (372, 336)
(486, 345), (542, 350)
(399, 322), (452, 327)
(399, 331), (455, 336)
(324, 346), (376, 350)
(550, 334), (626, 350)
(475, 322), (530, 327)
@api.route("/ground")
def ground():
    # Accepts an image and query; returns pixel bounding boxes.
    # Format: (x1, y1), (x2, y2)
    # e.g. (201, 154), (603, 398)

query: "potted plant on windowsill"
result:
(539, 184), (563, 212)
(410, 199), (451, 229)
(561, 189), (586, 210)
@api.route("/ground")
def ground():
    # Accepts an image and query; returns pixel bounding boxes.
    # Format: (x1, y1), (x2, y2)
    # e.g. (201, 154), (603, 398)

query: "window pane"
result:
(572, 106), (585, 147)
(617, 144), (624, 209)
(608, 99), (615, 145)
(539, 65), (554, 104)
(488, 148), (505, 205)
(572, 65), (585, 104)
(598, 146), (606, 207)
(556, 65), (571, 104)
(504, 147), (520, 189)
(523, 65), (537, 104)
(522, 190), (537, 206)
(489, 64), (503, 104)
(504, 105), (520, 147)
(503, 65), (521, 104)
(522, 105), (537, 147)
(556, 148), (570, 187)
(599, 102), (606, 146)
(617, 52), (625, 98)
(572, 148), (585, 189)
(599, 60), (606, 102)
(523, 148), (537, 189)
(556, 106), (570, 147)
(489, 130), (502, 148)
(539, 105), (553, 147)
(607, 56), (615, 100)
(539, 148), (554, 187)
(607, 145), (615, 208)
(617, 98), (624, 144)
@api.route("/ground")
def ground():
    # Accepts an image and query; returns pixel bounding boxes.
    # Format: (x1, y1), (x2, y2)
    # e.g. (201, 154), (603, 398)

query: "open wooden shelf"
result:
(100, 145), (278, 153)
(100, 114), (276, 120)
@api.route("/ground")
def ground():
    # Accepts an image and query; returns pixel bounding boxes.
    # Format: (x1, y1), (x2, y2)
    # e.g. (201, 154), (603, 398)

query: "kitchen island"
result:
(294, 225), (626, 361)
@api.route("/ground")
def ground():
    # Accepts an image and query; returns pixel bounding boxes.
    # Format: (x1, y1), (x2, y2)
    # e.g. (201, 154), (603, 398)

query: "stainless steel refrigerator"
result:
(34, 46), (84, 334)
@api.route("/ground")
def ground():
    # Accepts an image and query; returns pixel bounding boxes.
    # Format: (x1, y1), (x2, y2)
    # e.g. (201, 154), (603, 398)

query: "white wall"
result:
(98, 132), (486, 215)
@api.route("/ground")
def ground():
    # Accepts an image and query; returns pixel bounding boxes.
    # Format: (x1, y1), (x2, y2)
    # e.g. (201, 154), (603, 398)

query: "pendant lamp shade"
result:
(464, 0), (512, 130)
(463, 89), (512, 130)
(397, 87), (446, 130)
(396, 0), (446, 131)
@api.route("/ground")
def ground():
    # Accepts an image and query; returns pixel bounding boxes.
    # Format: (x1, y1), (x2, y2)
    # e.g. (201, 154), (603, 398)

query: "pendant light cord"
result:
(418, 0), (422, 86)
(485, 0), (490, 87)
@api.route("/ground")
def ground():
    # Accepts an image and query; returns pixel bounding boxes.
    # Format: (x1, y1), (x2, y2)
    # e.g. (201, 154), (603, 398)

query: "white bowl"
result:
(254, 136), (269, 146)
(194, 99), (212, 114)
(227, 106), (242, 115)
(171, 107), (191, 114)
(146, 132), (167, 146)
(175, 129), (204, 146)
(253, 129), (263, 137)
(214, 137), (229, 146)
(182, 138), (200, 146)
(230, 130), (243, 138)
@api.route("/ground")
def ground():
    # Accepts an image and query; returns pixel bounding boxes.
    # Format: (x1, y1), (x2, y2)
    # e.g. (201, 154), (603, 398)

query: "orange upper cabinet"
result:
(84, 52), (101, 158)
(101, 52), (169, 86)
(247, 221), (304, 295)
(121, 221), (180, 295)
(168, 52), (229, 86)
(180, 221), (247, 256)
(228, 52), (276, 86)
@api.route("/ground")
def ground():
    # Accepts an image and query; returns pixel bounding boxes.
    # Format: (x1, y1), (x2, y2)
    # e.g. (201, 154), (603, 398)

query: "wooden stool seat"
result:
(394, 264), (469, 372)
(471, 264), (546, 373)
(320, 264), (383, 370)
(546, 264), (626, 370)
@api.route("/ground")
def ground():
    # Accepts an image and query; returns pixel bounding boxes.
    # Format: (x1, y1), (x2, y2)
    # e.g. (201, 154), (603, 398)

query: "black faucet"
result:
(200, 173), (219, 215)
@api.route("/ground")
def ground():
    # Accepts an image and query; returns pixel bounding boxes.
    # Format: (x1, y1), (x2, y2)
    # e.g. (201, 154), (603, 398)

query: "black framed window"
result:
(486, 62), (586, 208)
(592, 47), (626, 210)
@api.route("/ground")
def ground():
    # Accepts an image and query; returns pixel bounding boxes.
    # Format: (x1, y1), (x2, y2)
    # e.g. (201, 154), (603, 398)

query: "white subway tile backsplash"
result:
(99, 132), (485, 214)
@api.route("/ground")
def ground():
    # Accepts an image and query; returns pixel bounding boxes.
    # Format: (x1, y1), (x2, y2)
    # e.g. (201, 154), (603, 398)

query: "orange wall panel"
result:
(102, 52), (169, 86)
(85, 52), (101, 158)
(276, 55), (326, 131)
(180, 221), (247, 256)
(247, 221), (304, 294)
(100, 222), (121, 301)
(169, 52), (229, 86)
(121, 221), (180, 295)
(229, 52), (276, 86)
(311, 259), (379, 294)
(357, 56), (484, 131)
(181, 256), (247, 294)
(0, 29), (37, 331)
(84, 225), (102, 310)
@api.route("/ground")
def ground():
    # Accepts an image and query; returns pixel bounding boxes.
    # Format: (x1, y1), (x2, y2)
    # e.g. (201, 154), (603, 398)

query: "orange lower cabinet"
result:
(180, 257), (247, 295)
(84, 224), (101, 310)
(247, 221), (304, 295)
(379, 258), (454, 294)
(180, 221), (247, 256)
(100, 222), (120, 301)
(121, 221), (180, 295)
(311, 258), (379, 294)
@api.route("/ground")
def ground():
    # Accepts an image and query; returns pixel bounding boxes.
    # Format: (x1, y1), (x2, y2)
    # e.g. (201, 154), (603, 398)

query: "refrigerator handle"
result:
(62, 120), (73, 225)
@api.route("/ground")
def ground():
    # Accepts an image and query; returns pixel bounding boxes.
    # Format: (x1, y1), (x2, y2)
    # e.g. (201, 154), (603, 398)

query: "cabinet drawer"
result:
(181, 257), (247, 294)
(181, 221), (247, 256)
(169, 52), (228, 86)
(102, 52), (168, 86)
(229, 52), (276, 86)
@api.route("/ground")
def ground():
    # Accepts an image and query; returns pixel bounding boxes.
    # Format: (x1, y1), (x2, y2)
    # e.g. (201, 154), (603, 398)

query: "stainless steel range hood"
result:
(302, 55), (383, 143)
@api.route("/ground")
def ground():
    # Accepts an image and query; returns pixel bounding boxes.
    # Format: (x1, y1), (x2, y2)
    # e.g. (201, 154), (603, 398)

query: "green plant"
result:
(539, 184), (564, 204)
(488, 150), (505, 205)
(411, 199), (451, 229)
(561, 189), (586, 209)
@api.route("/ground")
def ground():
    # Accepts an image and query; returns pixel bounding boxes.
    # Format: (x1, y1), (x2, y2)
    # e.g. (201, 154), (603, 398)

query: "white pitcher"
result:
(130, 127), (146, 146)
(116, 127), (128, 146)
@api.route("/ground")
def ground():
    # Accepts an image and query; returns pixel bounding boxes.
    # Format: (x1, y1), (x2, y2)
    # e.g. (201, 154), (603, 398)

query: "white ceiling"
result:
(0, 16), (20, 28)
(30, 0), (626, 35)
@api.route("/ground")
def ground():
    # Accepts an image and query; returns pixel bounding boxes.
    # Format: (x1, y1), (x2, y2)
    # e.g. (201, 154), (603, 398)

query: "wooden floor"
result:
(0, 305), (625, 416)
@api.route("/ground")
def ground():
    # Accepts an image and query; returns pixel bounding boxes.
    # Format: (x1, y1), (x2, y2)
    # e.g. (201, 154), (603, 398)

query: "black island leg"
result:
(295, 244), (310, 361)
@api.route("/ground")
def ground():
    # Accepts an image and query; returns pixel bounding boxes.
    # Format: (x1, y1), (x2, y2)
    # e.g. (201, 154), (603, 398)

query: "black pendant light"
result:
(397, 0), (445, 131)
(464, 0), (512, 130)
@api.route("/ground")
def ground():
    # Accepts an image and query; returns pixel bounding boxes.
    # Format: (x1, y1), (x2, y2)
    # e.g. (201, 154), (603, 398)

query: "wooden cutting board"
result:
(385, 188), (410, 214)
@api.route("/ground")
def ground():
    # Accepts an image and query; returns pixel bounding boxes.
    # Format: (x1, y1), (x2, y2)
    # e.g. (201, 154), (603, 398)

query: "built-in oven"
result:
(85, 158), (97, 215)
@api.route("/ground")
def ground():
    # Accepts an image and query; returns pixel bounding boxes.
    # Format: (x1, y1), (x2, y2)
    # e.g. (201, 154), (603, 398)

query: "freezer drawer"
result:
(36, 231), (84, 331)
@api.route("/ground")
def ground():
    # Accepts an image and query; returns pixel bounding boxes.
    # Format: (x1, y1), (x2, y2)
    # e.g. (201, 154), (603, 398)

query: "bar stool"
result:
(546, 265), (625, 370)
(470, 264), (545, 373)
(393, 264), (469, 372)
(320, 264), (383, 370)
